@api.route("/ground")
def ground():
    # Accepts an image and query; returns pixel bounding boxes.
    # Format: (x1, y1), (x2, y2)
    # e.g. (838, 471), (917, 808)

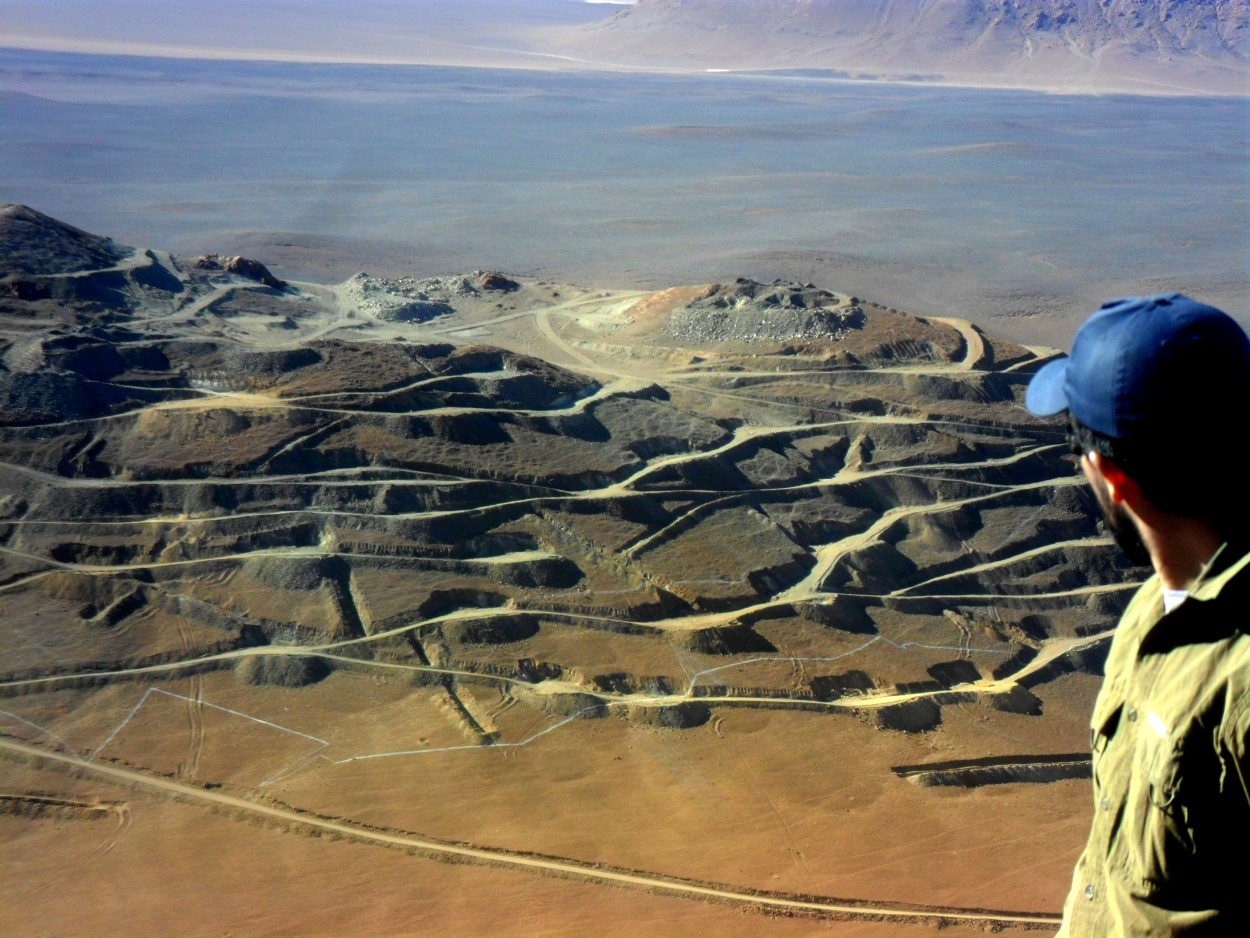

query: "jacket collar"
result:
(1137, 542), (1250, 655)
(1189, 541), (1250, 603)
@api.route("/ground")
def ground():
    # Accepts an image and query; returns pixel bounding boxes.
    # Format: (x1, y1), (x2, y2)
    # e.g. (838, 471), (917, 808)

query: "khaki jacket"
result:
(1059, 543), (1250, 936)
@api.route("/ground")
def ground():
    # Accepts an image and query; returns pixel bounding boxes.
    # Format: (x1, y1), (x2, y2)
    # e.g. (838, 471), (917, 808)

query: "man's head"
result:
(1026, 293), (1250, 529)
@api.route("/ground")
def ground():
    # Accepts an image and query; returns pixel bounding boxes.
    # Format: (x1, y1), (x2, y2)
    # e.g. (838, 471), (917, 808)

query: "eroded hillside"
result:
(0, 204), (1136, 934)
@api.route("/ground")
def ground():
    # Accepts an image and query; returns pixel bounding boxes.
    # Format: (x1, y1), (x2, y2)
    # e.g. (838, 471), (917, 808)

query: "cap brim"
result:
(1025, 356), (1070, 417)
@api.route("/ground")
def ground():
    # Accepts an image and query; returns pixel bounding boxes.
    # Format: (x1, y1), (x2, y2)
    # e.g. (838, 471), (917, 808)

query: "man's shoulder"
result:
(1117, 573), (1163, 637)
(1193, 542), (1250, 597)
(1188, 545), (1250, 723)
(1182, 545), (1250, 643)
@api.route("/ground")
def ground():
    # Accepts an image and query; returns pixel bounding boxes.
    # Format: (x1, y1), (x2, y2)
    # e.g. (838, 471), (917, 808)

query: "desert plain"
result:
(1, 2), (1247, 936)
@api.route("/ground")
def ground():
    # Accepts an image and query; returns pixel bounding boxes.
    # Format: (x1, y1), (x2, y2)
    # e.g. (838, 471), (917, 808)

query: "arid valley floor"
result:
(0, 204), (1142, 935)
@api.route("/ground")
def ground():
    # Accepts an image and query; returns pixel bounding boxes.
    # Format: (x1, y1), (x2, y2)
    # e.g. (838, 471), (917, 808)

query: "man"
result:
(1025, 293), (1250, 936)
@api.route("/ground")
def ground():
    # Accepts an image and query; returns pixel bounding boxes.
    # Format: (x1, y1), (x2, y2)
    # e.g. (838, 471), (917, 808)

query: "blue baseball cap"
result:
(1026, 293), (1250, 441)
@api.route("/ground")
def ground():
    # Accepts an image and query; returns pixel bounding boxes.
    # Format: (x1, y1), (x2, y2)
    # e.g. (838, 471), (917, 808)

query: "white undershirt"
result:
(1162, 589), (1189, 613)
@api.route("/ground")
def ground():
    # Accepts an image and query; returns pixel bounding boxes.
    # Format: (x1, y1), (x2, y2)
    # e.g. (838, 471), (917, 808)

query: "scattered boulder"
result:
(476, 271), (519, 292)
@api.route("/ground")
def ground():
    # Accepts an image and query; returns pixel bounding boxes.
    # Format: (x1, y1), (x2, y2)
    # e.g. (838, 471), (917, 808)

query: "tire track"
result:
(176, 618), (204, 781)
(0, 794), (131, 901)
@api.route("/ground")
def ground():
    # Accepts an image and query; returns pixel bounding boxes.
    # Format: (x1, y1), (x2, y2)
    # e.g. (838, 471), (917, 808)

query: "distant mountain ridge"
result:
(559, 0), (1249, 94)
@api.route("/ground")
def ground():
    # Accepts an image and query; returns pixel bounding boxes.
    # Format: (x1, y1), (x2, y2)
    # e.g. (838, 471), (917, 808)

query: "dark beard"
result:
(1100, 497), (1152, 568)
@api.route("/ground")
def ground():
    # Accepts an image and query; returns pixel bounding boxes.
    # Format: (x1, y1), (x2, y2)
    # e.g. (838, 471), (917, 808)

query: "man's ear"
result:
(1086, 451), (1139, 506)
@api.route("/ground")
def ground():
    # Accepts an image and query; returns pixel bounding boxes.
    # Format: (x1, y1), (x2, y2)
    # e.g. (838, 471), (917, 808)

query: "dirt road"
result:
(0, 737), (1062, 930)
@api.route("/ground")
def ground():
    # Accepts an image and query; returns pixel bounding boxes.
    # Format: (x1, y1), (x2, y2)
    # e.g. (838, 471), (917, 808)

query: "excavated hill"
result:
(0, 202), (1134, 719)
(0, 207), (1138, 934)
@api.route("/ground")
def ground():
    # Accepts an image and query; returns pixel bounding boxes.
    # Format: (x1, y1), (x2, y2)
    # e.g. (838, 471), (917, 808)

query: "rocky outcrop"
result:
(193, 253), (286, 289)
(476, 271), (520, 292)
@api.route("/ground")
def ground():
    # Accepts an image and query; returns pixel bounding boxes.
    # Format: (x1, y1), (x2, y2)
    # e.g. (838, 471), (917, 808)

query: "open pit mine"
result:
(0, 204), (1140, 935)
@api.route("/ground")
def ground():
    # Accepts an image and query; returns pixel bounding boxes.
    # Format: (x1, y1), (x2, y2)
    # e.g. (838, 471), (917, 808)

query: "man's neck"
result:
(1143, 515), (1224, 593)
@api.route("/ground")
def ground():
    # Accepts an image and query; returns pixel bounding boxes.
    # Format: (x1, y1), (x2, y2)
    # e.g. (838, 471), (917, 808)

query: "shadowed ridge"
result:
(0, 204), (132, 277)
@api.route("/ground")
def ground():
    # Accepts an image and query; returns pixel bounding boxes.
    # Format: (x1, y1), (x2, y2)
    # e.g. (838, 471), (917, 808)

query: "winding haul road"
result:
(0, 275), (1101, 931)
